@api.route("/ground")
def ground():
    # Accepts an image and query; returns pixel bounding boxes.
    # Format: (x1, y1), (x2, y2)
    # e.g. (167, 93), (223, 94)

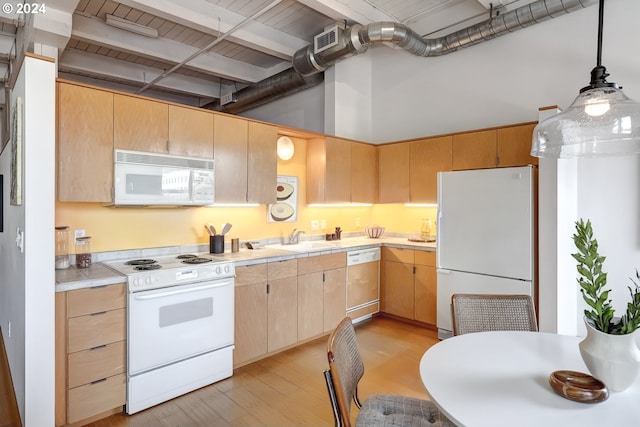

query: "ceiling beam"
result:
(71, 13), (291, 83)
(115, 0), (308, 60)
(296, 0), (397, 24)
(59, 49), (230, 99)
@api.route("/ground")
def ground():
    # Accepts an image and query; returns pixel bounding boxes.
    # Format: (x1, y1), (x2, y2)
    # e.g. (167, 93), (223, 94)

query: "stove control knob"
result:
(215, 266), (222, 275)
(132, 278), (139, 288)
(145, 276), (153, 285)
(224, 265), (231, 274)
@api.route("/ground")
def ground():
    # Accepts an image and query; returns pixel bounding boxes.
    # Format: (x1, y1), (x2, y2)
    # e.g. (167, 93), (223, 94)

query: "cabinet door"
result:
(414, 265), (437, 325)
(268, 277), (298, 352)
(351, 142), (377, 203)
(382, 261), (414, 319)
(234, 282), (268, 365)
(497, 123), (538, 167)
(57, 83), (114, 202)
(214, 114), (248, 202)
(324, 267), (347, 333)
(378, 143), (410, 203)
(114, 94), (168, 153)
(452, 130), (496, 170)
(247, 122), (277, 204)
(298, 272), (324, 341)
(168, 105), (214, 158)
(325, 137), (351, 203)
(347, 261), (379, 309)
(410, 136), (452, 203)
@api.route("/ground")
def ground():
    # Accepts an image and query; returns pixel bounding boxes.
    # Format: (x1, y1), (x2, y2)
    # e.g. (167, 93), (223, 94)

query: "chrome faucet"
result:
(288, 228), (305, 244)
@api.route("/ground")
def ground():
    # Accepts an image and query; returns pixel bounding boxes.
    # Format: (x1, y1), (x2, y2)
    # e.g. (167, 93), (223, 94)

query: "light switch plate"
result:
(311, 220), (319, 230)
(74, 229), (85, 240)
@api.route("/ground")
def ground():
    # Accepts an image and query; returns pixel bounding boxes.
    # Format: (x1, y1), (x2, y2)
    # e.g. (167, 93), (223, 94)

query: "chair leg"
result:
(324, 370), (342, 427)
(353, 387), (362, 409)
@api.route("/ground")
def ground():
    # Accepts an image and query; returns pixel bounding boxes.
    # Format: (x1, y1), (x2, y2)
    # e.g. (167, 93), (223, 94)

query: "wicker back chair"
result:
(451, 293), (538, 336)
(323, 317), (456, 427)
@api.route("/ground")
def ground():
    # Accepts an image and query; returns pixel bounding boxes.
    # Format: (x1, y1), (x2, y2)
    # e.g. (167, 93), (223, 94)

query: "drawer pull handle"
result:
(91, 378), (107, 385)
(91, 285), (107, 289)
(90, 311), (107, 316)
(90, 344), (106, 351)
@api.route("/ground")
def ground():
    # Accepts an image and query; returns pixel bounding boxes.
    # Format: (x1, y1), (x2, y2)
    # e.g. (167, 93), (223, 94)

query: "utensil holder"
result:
(210, 235), (224, 254)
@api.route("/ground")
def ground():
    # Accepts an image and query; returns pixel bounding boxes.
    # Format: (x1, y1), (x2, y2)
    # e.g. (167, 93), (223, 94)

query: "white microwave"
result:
(111, 149), (214, 207)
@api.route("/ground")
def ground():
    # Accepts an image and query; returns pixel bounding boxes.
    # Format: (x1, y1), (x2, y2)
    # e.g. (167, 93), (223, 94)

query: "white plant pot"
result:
(579, 317), (640, 392)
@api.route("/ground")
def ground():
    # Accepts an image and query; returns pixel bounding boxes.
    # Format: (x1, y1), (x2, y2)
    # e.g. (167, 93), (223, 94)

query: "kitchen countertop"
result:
(55, 236), (436, 292)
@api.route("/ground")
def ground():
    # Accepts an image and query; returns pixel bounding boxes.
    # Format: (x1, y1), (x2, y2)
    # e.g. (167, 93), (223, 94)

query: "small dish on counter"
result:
(549, 370), (609, 403)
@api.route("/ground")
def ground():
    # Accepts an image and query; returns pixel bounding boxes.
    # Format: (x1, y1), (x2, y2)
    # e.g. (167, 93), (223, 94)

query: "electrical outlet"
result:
(356, 217), (361, 226)
(311, 220), (319, 230)
(74, 229), (85, 240)
(320, 219), (326, 229)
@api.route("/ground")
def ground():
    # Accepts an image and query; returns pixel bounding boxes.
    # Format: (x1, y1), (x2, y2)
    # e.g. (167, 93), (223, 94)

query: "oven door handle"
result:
(133, 280), (232, 300)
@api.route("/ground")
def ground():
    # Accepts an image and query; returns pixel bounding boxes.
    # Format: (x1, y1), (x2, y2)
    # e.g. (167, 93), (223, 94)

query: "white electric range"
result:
(105, 253), (235, 414)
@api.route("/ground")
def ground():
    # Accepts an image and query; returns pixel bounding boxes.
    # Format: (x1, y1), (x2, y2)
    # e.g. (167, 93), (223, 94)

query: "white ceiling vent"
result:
(314, 25), (343, 54)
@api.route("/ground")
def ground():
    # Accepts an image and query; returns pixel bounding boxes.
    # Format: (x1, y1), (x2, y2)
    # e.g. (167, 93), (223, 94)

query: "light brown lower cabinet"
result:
(381, 248), (437, 325)
(234, 254), (347, 368)
(56, 283), (126, 427)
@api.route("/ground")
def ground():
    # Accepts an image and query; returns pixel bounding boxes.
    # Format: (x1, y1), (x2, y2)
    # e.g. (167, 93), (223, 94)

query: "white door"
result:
(437, 166), (533, 281)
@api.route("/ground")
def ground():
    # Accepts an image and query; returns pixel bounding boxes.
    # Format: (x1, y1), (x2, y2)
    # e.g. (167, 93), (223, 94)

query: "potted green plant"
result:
(572, 218), (640, 391)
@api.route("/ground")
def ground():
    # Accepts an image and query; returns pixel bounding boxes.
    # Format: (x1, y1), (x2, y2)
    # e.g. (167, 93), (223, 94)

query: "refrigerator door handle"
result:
(437, 269), (451, 275)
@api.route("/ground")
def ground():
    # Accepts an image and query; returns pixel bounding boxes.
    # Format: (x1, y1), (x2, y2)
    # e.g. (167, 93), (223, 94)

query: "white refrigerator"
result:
(436, 166), (535, 339)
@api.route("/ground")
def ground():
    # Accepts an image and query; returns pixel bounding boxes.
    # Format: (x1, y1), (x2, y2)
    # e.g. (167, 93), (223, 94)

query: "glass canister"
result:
(420, 218), (432, 240)
(55, 226), (70, 269)
(75, 236), (92, 268)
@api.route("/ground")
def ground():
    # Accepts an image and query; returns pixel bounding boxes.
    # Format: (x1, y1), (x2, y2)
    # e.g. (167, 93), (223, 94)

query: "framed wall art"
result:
(10, 96), (22, 206)
(267, 175), (298, 223)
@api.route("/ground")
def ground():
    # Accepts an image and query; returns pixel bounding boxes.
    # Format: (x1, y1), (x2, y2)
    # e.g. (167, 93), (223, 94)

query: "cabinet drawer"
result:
(415, 250), (436, 267)
(68, 309), (126, 353)
(235, 263), (267, 286)
(68, 341), (126, 388)
(298, 252), (346, 275)
(384, 247), (414, 264)
(67, 373), (125, 424)
(268, 259), (297, 279)
(67, 284), (125, 318)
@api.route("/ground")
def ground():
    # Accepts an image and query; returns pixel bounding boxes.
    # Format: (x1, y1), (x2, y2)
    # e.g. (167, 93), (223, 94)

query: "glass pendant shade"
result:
(532, 86), (640, 158)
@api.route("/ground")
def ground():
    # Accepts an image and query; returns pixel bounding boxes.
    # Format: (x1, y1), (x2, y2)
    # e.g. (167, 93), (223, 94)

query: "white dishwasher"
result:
(346, 248), (380, 322)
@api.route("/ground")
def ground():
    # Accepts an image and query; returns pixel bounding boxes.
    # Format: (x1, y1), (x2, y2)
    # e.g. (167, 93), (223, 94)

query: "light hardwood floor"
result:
(86, 317), (440, 427)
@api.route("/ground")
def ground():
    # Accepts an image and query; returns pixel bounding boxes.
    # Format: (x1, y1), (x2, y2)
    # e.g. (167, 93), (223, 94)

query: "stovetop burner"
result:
(134, 264), (162, 271)
(181, 257), (212, 265)
(126, 259), (158, 266)
(176, 254), (197, 259)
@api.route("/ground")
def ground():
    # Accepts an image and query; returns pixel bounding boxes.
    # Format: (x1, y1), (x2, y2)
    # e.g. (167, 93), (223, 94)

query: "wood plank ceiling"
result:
(0, 0), (537, 106)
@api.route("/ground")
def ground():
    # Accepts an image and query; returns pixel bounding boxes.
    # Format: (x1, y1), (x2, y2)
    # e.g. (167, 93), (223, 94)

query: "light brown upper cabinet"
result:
(213, 115), (277, 204)
(213, 114), (248, 203)
(114, 94), (169, 153)
(247, 122), (277, 204)
(409, 135), (453, 204)
(57, 82), (114, 202)
(351, 142), (377, 203)
(497, 123), (538, 167)
(453, 123), (537, 170)
(377, 143), (410, 203)
(168, 105), (214, 158)
(452, 129), (496, 170)
(307, 137), (352, 203)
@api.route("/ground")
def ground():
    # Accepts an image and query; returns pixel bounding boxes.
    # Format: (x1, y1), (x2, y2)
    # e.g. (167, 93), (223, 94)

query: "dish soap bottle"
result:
(420, 218), (432, 240)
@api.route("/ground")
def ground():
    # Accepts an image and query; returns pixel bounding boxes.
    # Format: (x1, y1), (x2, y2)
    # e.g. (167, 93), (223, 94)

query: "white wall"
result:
(369, 0), (640, 143)
(0, 55), (56, 426)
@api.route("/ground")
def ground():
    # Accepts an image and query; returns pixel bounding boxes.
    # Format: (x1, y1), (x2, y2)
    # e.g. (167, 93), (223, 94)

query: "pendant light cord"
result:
(582, 0), (619, 92)
(596, 0), (604, 67)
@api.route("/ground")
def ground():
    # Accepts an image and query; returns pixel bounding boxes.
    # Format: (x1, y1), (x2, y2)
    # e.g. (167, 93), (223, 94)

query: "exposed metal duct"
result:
(208, 0), (596, 113)
(294, 0), (598, 75)
(203, 68), (323, 113)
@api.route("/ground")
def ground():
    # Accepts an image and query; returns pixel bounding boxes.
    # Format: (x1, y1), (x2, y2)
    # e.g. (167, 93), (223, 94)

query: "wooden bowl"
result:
(549, 370), (609, 403)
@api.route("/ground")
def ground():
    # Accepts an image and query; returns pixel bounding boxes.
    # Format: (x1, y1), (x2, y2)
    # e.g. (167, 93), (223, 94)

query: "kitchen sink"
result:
(266, 241), (341, 252)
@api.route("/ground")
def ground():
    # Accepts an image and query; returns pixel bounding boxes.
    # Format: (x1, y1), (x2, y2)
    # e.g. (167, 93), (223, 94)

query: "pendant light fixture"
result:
(531, 0), (640, 158)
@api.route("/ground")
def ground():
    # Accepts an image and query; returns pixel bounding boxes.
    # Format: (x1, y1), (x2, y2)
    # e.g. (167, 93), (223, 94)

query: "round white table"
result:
(420, 331), (640, 427)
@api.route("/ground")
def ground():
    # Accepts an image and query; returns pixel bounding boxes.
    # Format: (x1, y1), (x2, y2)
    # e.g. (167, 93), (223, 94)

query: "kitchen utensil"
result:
(221, 223), (232, 235)
(245, 242), (254, 250)
(209, 224), (216, 235)
(204, 224), (213, 236)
